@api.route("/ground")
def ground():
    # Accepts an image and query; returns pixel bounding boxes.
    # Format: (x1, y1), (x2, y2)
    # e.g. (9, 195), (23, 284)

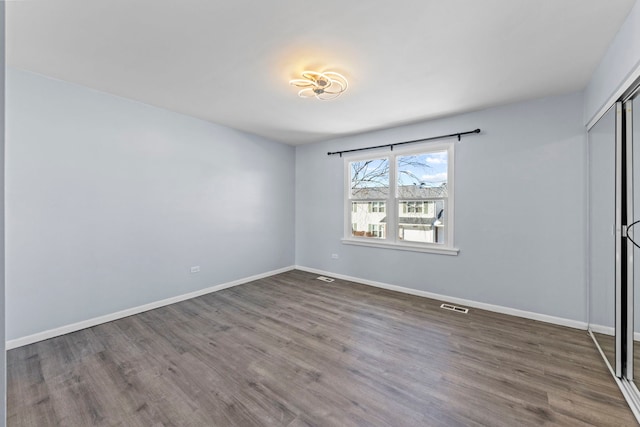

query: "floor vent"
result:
(440, 303), (469, 314)
(316, 276), (335, 283)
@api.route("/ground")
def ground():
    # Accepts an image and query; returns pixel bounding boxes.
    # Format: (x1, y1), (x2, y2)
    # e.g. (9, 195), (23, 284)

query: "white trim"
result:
(295, 265), (588, 330)
(589, 324), (615, 336)
(616, 101), (624, 376)
(591, 324), (640, 342)
(447, 143), (455, 246)
(341, 238), (459, 255)
(625, 99), (635, 379)
(587, 62), (640, 131)
(6, 265), (295, 350)
(628, 382), (640, 420)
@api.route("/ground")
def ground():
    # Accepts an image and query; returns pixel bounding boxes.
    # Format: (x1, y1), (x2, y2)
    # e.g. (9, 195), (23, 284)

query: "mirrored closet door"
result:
(629, 91), (640, 388)
(620, 87), (640, 414)
(589, 103), (617, 371)
(589, 80), (640, 421)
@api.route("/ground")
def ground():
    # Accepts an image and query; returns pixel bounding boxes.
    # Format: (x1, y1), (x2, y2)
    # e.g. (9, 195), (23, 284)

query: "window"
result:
(368, 224), (385, 238)
(344, 143), (457, 254)
(349, 158), (389, 239)
(402, 201), (424, 213)
(369, 201), (385, 213)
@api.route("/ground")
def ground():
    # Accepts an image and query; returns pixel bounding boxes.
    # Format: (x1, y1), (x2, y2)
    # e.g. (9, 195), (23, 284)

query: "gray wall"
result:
(5, 68), (295, 341)
(296, 92), (587, 322)
(584, 0), (640, 125)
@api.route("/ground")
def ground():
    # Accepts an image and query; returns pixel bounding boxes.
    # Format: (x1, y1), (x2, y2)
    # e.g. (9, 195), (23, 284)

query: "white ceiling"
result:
(7, 0), (637, 145)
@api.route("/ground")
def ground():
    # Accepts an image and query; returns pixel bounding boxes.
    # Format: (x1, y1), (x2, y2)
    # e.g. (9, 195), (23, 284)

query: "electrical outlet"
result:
(331, 253), (339, 259)
(190, 266), (200, 273)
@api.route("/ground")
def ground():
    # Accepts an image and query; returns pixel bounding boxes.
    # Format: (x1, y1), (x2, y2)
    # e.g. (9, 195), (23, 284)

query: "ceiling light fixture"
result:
(289, 71), (348, 100)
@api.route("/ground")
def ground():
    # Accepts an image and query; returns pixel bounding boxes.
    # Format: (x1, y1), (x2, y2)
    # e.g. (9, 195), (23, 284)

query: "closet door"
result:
(630, 94), (640, 384)
(589, 104), (618, 371)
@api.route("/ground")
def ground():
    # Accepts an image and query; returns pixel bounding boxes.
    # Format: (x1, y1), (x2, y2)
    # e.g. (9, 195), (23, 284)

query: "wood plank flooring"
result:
(7, 270), (638, 426)
(592, 332), (640, 389)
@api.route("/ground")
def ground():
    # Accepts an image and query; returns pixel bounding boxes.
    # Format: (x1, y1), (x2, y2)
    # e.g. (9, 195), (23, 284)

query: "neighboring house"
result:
(351, 184), (447, 243)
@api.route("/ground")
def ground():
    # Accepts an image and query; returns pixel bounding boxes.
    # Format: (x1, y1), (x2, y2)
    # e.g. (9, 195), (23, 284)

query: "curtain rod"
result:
(327, 128), (481, 157)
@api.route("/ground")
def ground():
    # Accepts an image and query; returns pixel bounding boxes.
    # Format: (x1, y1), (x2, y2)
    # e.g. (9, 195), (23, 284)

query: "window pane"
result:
(369, 201), (385, 213)
(397, 152), (448, 199)
(398, 199), (445, 244)
(351, 201), (386, 239)
(345, 146), (453, 248)
(350, 158), (389, 198)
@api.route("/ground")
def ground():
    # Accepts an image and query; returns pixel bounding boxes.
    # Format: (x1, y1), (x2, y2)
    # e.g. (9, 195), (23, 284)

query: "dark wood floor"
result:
(8, 270), (638, 426)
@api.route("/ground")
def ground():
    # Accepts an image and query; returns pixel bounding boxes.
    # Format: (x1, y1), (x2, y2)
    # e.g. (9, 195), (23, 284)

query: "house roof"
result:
(352, 185), (447, 199)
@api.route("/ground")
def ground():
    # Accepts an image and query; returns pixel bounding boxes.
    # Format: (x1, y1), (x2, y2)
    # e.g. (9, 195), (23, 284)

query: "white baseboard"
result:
(6, 265), (295, 350)
(589, 324), (615, 336)
(294, 265), (589, 331)
(589, 324), (640, 342)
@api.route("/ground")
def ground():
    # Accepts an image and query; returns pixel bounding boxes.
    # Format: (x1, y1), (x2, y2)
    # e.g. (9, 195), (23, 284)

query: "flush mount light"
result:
(289, 71), (348, 100)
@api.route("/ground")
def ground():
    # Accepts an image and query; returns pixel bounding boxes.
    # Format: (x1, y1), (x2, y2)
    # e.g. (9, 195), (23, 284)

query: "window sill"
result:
(341, 238), (459, 256)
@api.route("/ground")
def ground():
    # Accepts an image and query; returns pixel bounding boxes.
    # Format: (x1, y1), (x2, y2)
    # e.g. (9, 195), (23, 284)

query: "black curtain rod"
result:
(327, 128), (481, 157)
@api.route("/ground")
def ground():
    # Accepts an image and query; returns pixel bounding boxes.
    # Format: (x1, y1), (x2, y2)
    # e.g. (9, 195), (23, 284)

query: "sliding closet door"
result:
(589, 104), (618, 370)
(631, 95), (640, 385)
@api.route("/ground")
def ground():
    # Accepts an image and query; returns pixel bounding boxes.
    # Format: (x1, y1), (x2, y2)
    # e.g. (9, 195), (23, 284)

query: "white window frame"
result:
(342, 142), (459, 255)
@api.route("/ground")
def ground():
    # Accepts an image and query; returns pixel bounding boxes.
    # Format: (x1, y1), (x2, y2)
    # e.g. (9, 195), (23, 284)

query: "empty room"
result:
(4, 0), (640, 426)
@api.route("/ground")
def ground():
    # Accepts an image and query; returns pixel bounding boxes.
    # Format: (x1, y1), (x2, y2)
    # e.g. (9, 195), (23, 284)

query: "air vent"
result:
(440, 303), (469, 314)
(316, 276), (335, 282)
